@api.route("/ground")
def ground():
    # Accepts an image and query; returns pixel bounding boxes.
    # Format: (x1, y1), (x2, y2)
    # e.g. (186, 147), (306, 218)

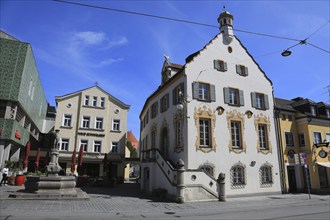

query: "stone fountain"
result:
(10, 130), (89, 200)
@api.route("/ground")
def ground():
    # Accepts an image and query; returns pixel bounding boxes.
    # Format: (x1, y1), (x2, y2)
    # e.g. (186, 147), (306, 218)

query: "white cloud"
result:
(92, 58), (124, 68)
(105, 36), (128, 49)
(72, 31), (106, 46)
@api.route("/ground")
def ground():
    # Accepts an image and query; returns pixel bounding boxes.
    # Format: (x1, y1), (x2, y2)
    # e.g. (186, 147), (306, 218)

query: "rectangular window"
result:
(111, 142), (118, 153)
(160, 94), (169, 113)
(199, 118), (210, 147)
(251, 92), (269, 110)
(326, 109), (330, 118)
(63, 114), (72, 127)
(95, 117), (103, 129)
(151, 102), (158, 118)
(84, 95), (89, 106)
(298, 133), (306, 147)
(285, 132), (294, 146)
(173, 83), (184, 105)
(80, 140), (88, 152)
(258, 124), (268, 149)
(82, 116), (90, 128)
(112, 119), (120, 131)
(326, 133), (330, 143)
(231, 121), (242, 148)
(261, 166), (273, 184)
(94, 140), (101, 153)
(313, 132), (322, 144)
(60, 138), (69, 151)
(310, 106), (316, 116)
(93, 96), (97, 107)
(236, 64), (248, 76)
(281, 114), (286, 120)
(229, 89), (239, 105)
(199, 83), (210, 101)
(214, 59), (227, 72)
(100, 97), (105, 108)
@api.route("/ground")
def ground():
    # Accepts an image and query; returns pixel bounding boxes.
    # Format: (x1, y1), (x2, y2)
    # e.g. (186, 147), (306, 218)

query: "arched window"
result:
(260, 164), (273, 184)
(231, 164), (246, 186)
(199, 164), (214, 177)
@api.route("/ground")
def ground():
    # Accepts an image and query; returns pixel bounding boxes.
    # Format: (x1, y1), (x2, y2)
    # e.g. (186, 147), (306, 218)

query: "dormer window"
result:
(310, 106), (316, 116)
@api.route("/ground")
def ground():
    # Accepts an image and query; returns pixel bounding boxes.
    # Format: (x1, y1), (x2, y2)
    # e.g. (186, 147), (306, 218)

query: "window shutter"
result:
(244, 67), (249, 76)
(192, 82), (199, 99)
(214, 60), (220, 71)
(224, 87), (230, 104)
(236, 65), (241, 75)
(251, 92), (257, 108)
(210, 84), (216, 102)
(223, 61), (228, 72)
(239, 90), (245, 106)
(264, 94), (269, 110)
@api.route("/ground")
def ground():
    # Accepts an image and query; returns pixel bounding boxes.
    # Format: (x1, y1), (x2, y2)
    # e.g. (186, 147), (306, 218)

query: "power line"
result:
(53, 0), (301, 42)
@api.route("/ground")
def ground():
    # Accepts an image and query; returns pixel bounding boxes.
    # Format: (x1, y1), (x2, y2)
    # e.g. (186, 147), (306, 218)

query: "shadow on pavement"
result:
(80, 182), (174, 203)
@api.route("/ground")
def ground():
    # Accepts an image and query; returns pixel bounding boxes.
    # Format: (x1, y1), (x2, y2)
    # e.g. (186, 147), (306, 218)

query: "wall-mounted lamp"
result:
(176, 91), (190, 119)
(250, 161), (256, 167)
(216, 106), (225, 115)
(245, 110), (253, 118)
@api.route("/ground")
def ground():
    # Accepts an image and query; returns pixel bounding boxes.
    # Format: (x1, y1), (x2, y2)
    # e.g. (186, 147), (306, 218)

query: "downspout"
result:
(274, 105), (286, 194)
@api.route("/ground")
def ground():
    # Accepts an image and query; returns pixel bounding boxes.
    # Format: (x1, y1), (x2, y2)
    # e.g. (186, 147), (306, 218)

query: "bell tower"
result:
(217, 7), (234, 43)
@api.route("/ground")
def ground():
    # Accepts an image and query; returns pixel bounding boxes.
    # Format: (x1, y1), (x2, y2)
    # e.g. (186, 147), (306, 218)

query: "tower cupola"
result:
(217, 7), (234, 43)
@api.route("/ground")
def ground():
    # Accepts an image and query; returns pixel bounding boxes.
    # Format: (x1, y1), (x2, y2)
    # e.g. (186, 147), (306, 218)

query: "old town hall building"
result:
(139, 10), (282, 201)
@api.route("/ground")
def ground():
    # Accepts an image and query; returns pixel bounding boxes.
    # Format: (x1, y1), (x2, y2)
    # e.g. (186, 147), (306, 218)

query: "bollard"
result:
(217, 172), (226, 202)
(176, 159), (185, 203)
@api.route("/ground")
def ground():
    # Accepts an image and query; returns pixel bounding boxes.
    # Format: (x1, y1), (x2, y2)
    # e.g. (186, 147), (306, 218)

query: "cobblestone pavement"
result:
(1, 183), (329, 220)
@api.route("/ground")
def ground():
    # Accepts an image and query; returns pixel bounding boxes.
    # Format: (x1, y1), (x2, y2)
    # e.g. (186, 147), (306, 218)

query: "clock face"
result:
(319, 150), (327, 158)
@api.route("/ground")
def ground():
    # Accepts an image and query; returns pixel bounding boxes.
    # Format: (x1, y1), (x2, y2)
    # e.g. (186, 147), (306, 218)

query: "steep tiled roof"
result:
(274, 98), (296, 112)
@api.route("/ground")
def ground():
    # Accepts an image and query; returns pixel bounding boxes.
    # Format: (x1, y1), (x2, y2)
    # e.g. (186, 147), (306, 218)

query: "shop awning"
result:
(316, 162), (330, 168)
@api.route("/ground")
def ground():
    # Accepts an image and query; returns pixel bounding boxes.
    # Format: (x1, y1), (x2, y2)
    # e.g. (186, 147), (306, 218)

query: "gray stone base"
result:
(8, 175), (89, 200)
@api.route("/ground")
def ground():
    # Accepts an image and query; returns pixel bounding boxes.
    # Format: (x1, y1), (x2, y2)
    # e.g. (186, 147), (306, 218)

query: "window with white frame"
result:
(213, 59), (227, 72)
(80, 140), (88, 152)
(199, 118), (211, 147)
(93, 96), (97, 107)
(231, 121), (242, 148)
(82, 116), (90, 128)
(198, 83), (210, 101)
(298, 133), (306, 147)
(326, 133), (330, 143)
(160, 94), (169, 113)
(63, 114), (72, 127)
(251, 92), (269, 110)
(60, 138), (69, 151)
(192, 82), (216, 102)
(95, 117), (103, 129)
(94, 140), (101, 152)
(313, 132), (322, 144)
(111, 142), (119, 153)
(285, 132), (294, 146)
(112, 119), (120, 131)
(231, 165), (245, 185)
(310, 106), (316, 116)
(84, 95), (89, 106)
(236, 64), (248, 76)
(260, 165), (273, 184)
(151, 102), (158, 118)
(100, 97), (105, 108)
(258, 124), (268, 150)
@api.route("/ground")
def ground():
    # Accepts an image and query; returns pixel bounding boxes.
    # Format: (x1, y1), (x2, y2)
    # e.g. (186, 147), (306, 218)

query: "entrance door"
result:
(287, 166), (297, 193)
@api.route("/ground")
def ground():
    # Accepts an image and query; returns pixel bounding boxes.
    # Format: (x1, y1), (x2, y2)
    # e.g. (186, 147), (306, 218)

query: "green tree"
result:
(126, 141), (138, 158)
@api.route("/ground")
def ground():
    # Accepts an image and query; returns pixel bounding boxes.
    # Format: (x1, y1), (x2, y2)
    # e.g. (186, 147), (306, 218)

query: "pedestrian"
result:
(0, 166), (9, 186)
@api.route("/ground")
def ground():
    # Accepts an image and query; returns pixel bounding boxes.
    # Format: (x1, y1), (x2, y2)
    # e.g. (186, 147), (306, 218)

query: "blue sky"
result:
(1, 0), (329, 139)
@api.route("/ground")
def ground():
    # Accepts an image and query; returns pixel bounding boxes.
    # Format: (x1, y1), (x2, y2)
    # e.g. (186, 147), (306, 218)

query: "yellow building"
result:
(275, 97), (330, 194)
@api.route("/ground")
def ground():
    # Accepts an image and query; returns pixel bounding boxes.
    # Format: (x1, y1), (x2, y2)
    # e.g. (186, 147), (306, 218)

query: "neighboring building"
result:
(54, 86), (130, 181)
(125, 131), (140, 179)
(275, 97), (330, 194)
(139, 10), (281, 202)
(0, 31), (54, 174)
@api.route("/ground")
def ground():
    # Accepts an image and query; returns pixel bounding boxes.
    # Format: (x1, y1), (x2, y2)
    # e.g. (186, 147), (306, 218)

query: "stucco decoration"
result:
(254, 113), (272, 154)
(226, 109), (247, 153)
(194, 105), (217, 153)
(173, 110), (184, 153)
